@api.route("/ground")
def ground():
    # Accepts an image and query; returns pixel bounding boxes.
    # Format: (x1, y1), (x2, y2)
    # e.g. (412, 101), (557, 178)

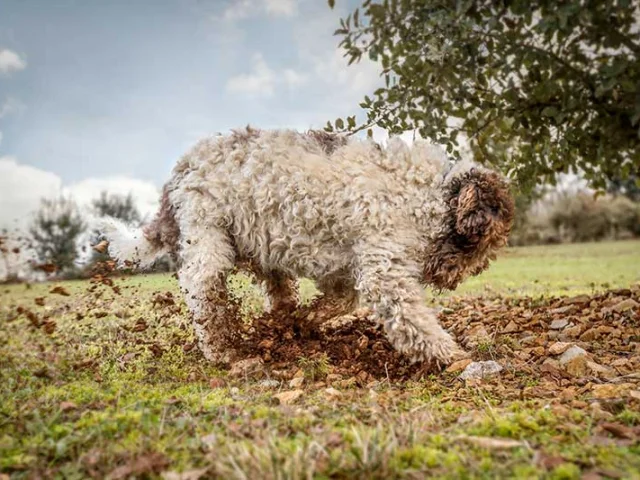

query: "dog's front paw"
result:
(386, 321), (466, 367)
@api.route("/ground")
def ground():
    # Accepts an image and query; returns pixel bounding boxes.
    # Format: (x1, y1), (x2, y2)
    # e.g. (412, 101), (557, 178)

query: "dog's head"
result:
(423, 165), (514, 291)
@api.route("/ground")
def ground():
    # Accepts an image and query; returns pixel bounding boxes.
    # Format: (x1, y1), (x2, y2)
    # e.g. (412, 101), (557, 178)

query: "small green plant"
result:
(298, 353), (330, 382)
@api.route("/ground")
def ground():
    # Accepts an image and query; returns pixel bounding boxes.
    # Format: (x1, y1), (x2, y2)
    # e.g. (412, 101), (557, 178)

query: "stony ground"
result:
(1, 241), (639, 479)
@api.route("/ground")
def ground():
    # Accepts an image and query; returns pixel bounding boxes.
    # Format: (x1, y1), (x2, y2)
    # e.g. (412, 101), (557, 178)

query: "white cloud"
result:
(282, 68), (308, 88)
(221, 0), (254, 21)
(265, 0), (297, 17)
(0, 49), (27, 75)
(218, 0), (298, 21)
(227, 54), (307, 96)
(0, 157), (63, 229)
(0, 97), (25, 119)
(0, 157), (160, 230)
(227, 54), (277, 96)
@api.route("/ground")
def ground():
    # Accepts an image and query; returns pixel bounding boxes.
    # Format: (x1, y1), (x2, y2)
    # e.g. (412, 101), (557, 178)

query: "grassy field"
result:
(1, 240), (639, 479)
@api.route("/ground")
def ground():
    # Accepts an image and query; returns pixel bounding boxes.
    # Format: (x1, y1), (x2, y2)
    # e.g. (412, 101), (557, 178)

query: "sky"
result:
(0, 0), (385, 228)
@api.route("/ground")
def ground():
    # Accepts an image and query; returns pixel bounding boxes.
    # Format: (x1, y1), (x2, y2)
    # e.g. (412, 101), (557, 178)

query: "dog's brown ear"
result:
(455, 182), (492, 243)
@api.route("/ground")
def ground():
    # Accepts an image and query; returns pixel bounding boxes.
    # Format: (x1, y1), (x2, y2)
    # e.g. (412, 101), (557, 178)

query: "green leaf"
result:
(328, 0), (335, 9)
(335, 118), (345, 130)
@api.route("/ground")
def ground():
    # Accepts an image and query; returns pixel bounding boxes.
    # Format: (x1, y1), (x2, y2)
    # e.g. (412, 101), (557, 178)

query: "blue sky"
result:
(0, 0), (382, 226)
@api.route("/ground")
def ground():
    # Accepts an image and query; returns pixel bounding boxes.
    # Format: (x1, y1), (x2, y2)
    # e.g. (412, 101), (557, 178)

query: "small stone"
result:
(258, 379), (280, 388)
(503, 320), (519, 333)
(559, 346), (588, 376)
(610, 298), (639, 313)
(324, 387), (342, 399)
(549, 319), (569, 330)
(459, 361), (503, 380)
(289, 377), (305, 388)
(559, 346), (588, 364)
(548, 342), (573, 355)
(229, 357), (264, 378)
(208, 377), (226, 389)
(562, 294), (591, 305)
(530, 346), (545, 357)
(550, 306), (573, 314)
(592, 383), (634, 400)
(586, 361), (614, 379)
(59, 401), (77, 412)
(580, 328), (599, 342)
(201, 433), (217, 448)
(325, 373), (342, 384)
(293, 369), (305, 379)
(563, 326), (582, 338)
(463, 325), (491, 347)
(274, 389), (304, 405)
(589, 402), (614, 420)
(446, 358), (473, 374)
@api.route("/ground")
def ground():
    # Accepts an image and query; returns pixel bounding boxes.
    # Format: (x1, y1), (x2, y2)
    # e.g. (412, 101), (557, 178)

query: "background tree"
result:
(29, 197), (86, 274)
(328, 0), (640, 190)
(92, 191), (141, 224)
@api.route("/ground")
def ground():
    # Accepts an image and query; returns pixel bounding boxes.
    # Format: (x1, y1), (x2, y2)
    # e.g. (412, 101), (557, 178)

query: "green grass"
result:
(1, 240), (639, 479)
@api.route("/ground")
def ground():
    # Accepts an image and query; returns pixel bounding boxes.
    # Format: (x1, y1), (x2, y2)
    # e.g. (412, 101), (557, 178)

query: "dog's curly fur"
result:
(101, 127), (513, 365)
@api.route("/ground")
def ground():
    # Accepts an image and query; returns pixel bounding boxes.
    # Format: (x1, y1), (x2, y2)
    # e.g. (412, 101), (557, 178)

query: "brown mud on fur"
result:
(142, 185), (181, 257)
(423, 168), (514, 291)
(305, 130), (348, 155)
(229, 125), (261, 147)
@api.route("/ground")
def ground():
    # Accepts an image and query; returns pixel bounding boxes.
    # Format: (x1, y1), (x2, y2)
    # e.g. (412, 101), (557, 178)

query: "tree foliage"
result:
(29, 197), (86, 273)
(92, 191), (141, 224)
(328, 0), (640, 189)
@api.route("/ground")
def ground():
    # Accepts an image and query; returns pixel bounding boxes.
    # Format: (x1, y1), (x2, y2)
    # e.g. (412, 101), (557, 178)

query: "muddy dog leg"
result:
(355, 238), (465, 366)
(177, 201), (240, 363)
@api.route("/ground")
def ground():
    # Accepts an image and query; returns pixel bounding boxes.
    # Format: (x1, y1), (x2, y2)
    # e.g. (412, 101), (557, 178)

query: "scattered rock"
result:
(586, 361), (614, 379)
(549, 319), (569, 330)
(559, 346), (588, 376)
(59, 401), (78, 412)
(559, 346), (588, 364)
(609, 298), (639, 313)
(550, 306), (573, 315)
(580, 328), (599, 342)
(592, 383), (634, 400)
(209, 377), (226, 389)
(229, 357), (264, 378)
(324, 387), (342, 400)
(274, 389), (304, 405)
(463, 325), (491, 347)
(456, 435), (526, 450)
(459, 361), (503, 380)
(50, 285), (71, 296)
(289, 377), (305, 388)
(445, 358), (473, 374)
(562, 294), (591, 305)
(548, 342), (573, 355)
(503, 320), (519, 333)
(258, 379), (280, 388)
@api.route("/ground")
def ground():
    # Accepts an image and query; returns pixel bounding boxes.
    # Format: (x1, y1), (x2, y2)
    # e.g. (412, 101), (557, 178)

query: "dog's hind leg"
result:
(176, 202), (240, 364)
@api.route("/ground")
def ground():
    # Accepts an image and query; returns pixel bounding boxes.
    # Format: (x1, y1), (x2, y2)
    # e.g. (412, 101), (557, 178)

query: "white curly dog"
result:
(101, 128), (513, 366)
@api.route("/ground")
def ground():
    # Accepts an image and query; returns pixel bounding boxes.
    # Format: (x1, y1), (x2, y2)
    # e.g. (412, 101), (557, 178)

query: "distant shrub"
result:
(511, 193), (640, 246)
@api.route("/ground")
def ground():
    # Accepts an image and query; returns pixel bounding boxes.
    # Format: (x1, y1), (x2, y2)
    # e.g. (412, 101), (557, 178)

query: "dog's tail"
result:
(98, 186), (180, 269)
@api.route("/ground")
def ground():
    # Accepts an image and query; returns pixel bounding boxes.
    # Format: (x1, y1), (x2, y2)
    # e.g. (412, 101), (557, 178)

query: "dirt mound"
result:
(233, 299), (426, 382)
(229, 287), (640, 383)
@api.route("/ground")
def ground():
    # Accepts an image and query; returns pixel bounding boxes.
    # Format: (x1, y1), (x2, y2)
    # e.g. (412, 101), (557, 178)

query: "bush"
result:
(511, 193), (640, 246)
